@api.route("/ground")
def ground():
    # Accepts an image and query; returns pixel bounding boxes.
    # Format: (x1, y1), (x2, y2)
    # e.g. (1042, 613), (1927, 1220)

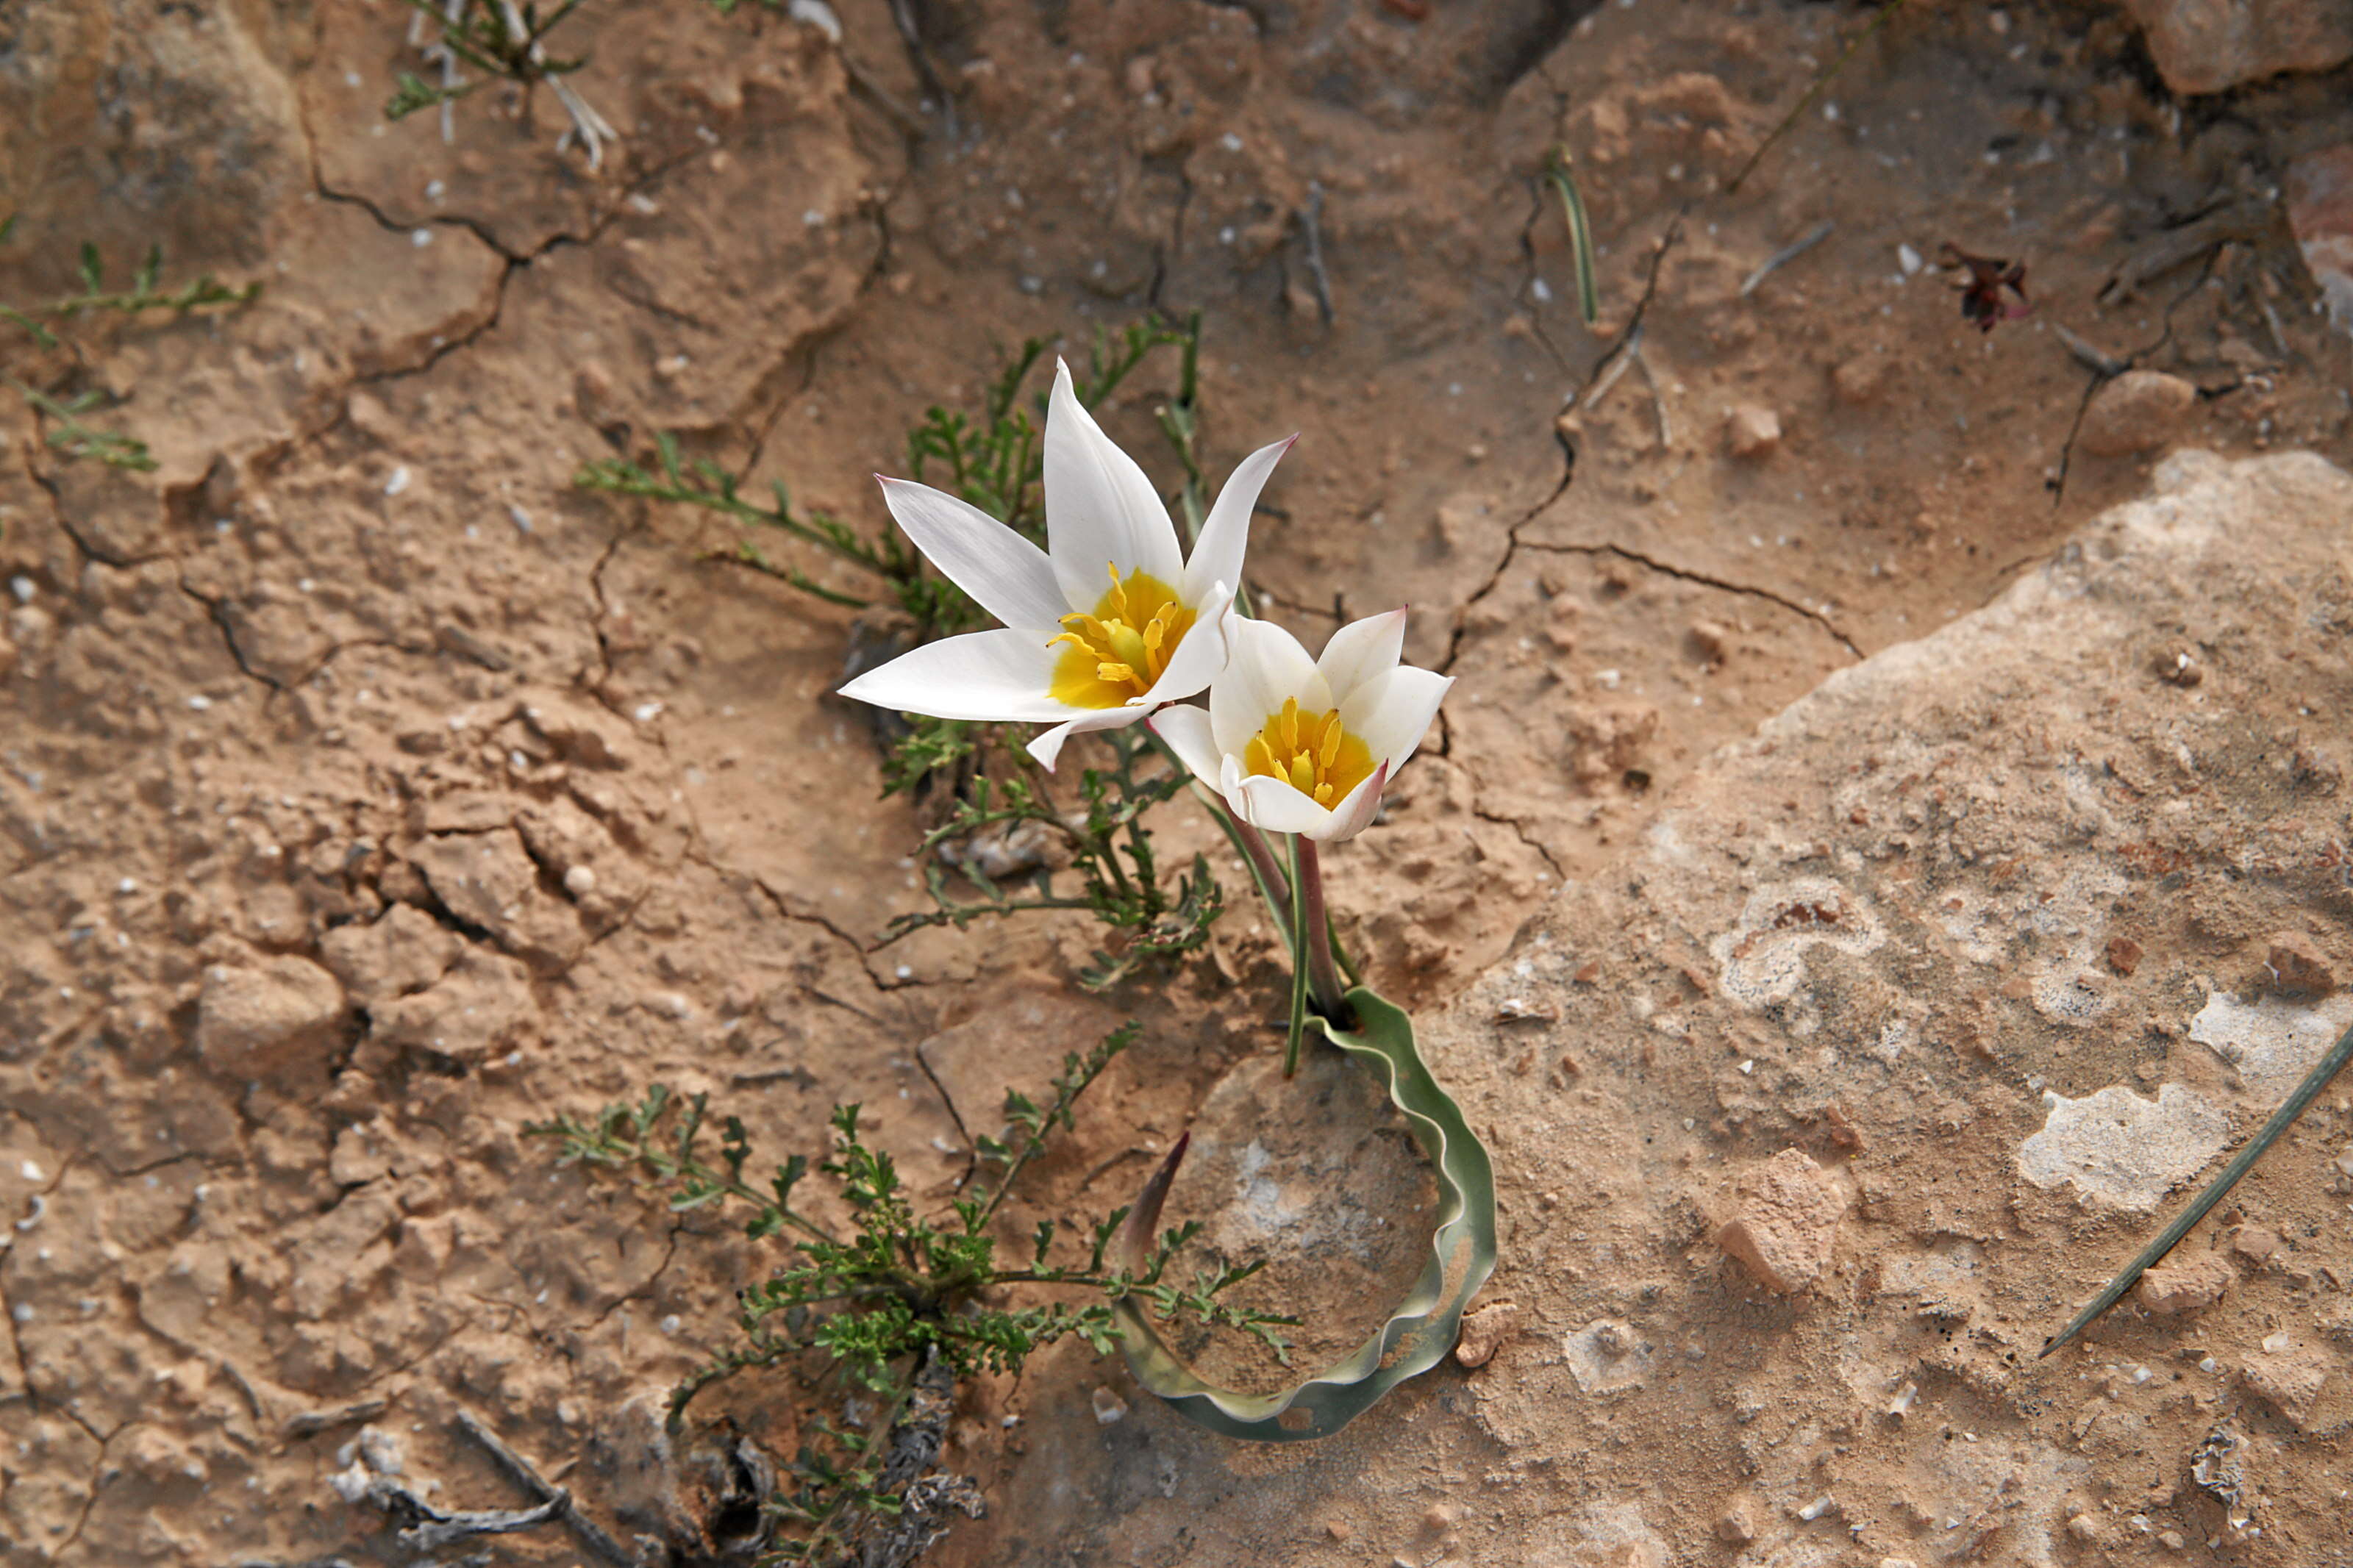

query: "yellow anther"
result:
(1047, 569), (1196, 709)
(1243, 701), (1375, 812)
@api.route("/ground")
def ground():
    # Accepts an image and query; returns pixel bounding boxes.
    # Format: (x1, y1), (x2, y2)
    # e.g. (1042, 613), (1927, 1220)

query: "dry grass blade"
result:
(2040, 1016), (2353, 1358)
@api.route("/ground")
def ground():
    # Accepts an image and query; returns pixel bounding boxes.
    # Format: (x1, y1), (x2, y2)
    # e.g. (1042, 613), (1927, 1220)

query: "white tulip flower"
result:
(837, 359), (1294, 769)
(1149, 608), (1451, 844)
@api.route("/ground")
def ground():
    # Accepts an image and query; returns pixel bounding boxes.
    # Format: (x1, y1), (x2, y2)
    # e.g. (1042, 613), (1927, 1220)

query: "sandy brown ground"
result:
(3, 1), (2352, 1564)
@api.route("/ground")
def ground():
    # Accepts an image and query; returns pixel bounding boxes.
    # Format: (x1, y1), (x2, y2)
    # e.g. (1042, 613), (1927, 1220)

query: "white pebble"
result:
(384, 465), (412, 497)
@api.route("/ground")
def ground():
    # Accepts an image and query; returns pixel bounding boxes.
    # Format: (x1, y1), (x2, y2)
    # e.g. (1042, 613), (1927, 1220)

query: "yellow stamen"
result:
(1046, 566), (1197, 709)
(1243, 701), (1374, 809)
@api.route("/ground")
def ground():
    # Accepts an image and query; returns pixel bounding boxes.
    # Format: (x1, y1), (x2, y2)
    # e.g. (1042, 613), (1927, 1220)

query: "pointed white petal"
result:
(1339, 666), (1454, 770)
(1043, 359), (1184, 607)
(1209, 616), (1329, 759)
(1232, 774), (1335, 837)
(1315, 606), (1408, 702)
(1147, 705), (1223, 787)
(1138, 584), (1235, 704)
(877, 478), (1067, 631)
(1181, 434), (1293, 607)
(1313, 761), (1390, 842)
(1026, 704), (1148, 770)
(838, 628), (1069, 723)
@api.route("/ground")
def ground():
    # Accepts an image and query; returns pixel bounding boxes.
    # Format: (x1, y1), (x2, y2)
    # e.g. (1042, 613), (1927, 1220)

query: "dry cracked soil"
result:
(4, 1), (2353, 1566)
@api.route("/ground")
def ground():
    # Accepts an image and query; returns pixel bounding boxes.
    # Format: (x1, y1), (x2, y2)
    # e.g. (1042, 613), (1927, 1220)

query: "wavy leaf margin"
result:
(1113, 986), (1498, 1441)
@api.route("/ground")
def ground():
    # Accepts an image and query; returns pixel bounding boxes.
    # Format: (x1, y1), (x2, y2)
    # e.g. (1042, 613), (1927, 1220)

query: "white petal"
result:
(1232, 774), (1335, 837)
(838, 628), (1069, 723)
(1181, 434), (1293, 607)
(1340, 666), (1454, 770)
(1138, 584), (1235, 704)
(1315, 606), (1408, 703)
(1209, 617), (1329, 760)
(1313, 761), (1390, 843)
(1043, 359), (1183, 608)
(1026, 704), (1149, 770)
(1148, 705), (1223, 787)
(878, 478), (1067, 631)
(1218, 752), (1249, 805)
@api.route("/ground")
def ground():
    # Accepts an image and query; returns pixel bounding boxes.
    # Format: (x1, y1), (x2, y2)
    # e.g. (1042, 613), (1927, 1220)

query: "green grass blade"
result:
(1113, 987), (1497, 1440)
(1544, 151), (1601, 327)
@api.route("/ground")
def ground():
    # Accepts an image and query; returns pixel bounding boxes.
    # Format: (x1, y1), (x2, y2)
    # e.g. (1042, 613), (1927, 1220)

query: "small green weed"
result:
(390, 0), (615, 165)
(529, 1025), (1288, 1566)
(885, 723), (1224, 991)
(0, 240), (261, 351)
(14, 385), (156, 473)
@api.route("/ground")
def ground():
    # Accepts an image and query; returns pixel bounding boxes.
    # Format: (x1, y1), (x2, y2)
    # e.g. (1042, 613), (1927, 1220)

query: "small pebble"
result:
(1090, 1386), (1127, 1425)
(2077, 370), (2196, 457)
(1724, 404), (1782, 458)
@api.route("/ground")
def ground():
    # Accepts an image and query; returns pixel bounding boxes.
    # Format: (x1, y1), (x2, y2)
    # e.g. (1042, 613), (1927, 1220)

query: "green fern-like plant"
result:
(526, 1024), (1289, 1567)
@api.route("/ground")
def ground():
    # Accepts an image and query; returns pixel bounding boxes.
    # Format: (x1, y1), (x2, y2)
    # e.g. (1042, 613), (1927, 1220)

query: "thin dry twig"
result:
(1738, 219), (1834, 298)
(453, 1408), (638, 1568)
(1299, 181), (1336, 326)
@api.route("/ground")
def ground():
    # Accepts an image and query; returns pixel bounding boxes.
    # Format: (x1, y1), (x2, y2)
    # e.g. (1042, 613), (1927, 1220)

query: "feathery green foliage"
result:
(528, 1024), (1289, 1565)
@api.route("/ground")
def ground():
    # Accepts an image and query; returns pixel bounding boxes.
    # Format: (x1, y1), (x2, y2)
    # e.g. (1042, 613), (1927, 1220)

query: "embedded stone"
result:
(1716, 1148), (1846, 1294)
(194, 956), (347, 1078)
(2077, 370), (2196, 457)
(2138, 1251), (2234, 1315)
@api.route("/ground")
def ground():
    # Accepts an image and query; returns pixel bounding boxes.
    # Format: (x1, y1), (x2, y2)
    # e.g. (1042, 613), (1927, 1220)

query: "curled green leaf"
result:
(1113, 987), (1496, 1440)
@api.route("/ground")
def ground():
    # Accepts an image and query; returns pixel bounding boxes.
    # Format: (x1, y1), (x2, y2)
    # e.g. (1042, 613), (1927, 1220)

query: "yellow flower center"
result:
(1046, 565), (1196, 709)
(1243, 696), (1374, 808)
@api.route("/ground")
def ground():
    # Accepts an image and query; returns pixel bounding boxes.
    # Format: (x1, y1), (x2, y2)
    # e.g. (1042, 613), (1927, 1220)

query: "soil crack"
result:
(1529, 540), (1862, 658)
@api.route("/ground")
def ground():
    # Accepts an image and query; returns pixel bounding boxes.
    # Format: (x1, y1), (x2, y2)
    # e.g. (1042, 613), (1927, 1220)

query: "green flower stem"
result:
(2040, 1013), (2353, 1358)
(1283, 834), (1313, 1078)
(1296, 836), (1344, 1018)
(1230, 817), (1294, 932)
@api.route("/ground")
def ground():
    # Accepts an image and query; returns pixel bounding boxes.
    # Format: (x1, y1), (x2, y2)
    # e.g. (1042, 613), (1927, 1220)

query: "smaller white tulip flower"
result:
(1149, 608), (1451, 843)
(838, 359), (1294, 769)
